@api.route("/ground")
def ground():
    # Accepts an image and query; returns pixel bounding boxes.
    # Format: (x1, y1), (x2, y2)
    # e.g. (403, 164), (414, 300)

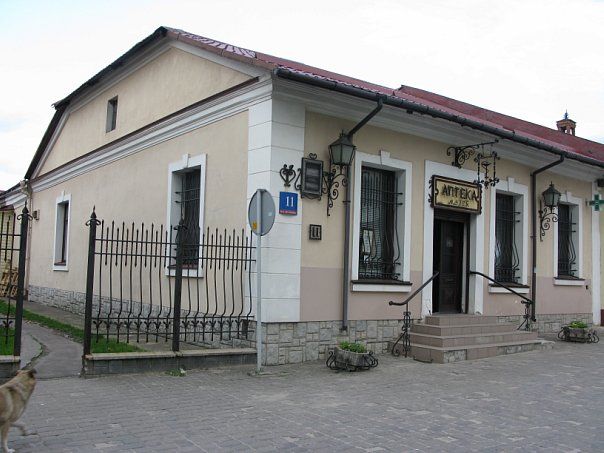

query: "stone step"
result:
(410, 339), (552, 364)
(412, 322), (519, 336)
(424, 314), (498, 326)
(410, 330), (538, 348)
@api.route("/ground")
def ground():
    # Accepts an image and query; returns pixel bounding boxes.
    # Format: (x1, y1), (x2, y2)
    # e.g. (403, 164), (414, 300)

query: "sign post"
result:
(248, 189), (275, 373)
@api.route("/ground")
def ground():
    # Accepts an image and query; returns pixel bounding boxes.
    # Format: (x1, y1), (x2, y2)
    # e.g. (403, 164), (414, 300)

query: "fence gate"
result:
(83, 210), (255, 355)
(0, 205), (30, 358)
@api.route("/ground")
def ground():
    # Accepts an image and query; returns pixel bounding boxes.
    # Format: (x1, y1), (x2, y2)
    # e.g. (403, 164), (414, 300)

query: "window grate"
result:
(358, 167), (402, 280)
(177, 170), (201, 266)
(557, 204), (577, 277)
(494, 193), (519, 283)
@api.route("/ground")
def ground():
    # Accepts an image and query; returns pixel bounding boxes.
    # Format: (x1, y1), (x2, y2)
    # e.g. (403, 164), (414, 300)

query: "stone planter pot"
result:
(326, 347), (378, 371)
(558, 326), (600, 343)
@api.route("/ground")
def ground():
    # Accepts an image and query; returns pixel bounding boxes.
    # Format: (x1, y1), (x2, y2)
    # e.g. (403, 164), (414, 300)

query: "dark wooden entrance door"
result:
(433, 213), (466, 313)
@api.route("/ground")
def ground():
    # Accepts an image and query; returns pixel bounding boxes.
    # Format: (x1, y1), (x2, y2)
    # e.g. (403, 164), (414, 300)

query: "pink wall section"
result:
(483, 277), (592, 316)
(300, 268), (423, 321)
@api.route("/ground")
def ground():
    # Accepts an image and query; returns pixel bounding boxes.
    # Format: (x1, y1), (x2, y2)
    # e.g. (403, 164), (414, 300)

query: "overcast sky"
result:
(1, 0), (603, 189)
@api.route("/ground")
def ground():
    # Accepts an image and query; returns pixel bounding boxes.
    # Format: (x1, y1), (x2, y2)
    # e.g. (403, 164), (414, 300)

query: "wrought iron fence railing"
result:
(0, 205), (30, 357)
(83, 210), (255, 355)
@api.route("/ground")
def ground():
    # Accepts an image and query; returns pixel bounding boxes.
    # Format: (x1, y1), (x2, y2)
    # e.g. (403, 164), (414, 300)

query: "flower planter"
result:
(326, 346), (378, 371)
(558, 326), (599, 343)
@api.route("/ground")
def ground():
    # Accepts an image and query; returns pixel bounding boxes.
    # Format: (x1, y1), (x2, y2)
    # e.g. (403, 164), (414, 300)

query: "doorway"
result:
(432, 210), (469, 313)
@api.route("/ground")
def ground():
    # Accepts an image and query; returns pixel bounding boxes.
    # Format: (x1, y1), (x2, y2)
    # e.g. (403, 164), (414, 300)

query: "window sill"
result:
(554, 277), (585, 287)
(488, 284), (529, 295)
(53, 262), (68, 272)
(351, 280), (412, 293)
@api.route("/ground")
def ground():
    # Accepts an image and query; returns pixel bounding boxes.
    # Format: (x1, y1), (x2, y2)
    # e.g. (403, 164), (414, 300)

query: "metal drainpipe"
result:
(530, 156), (565, 322)
(340, 99), (384, 331)
(341, 165), (352, 331)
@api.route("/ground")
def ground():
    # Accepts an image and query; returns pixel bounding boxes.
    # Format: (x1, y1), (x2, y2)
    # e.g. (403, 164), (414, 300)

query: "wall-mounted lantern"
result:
(329, 132), (356, 167)
(539, 182), (561, 240)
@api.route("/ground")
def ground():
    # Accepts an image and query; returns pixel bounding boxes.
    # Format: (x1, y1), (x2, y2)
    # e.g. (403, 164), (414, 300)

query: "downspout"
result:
(530, 156), (565, 322)
(341, 99), (384, 331)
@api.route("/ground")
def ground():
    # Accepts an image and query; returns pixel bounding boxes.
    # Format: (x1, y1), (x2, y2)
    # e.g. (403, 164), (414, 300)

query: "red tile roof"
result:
(163, 27), (604, 165)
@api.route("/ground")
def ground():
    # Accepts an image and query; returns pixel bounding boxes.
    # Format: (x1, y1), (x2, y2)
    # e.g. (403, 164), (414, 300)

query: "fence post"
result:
(13, 204), (30, 357)
(172, 220), (185, 352)
(83, 209), (100, 357)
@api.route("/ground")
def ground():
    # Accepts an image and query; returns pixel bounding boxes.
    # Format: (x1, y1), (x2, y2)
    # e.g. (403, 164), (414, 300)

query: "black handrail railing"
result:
(469, 270), (533, 331)
(387, 271), (440, 357)
(389, 271), (440, 307)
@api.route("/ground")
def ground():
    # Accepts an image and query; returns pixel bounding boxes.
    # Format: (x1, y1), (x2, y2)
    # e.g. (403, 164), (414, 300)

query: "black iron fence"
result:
(0, 205), (30, 357)
(83, 210), (255, 354)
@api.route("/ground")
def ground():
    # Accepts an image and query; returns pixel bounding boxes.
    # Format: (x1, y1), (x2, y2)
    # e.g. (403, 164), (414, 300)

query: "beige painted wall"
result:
(28, 112), (248, 309)
(601, 187), (604, 323)
(38, 47), (251, 176)
(300, 111), (594, 321)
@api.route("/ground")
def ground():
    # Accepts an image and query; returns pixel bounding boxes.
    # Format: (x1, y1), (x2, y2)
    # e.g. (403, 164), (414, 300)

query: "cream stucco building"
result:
(2, 27), (603, 365)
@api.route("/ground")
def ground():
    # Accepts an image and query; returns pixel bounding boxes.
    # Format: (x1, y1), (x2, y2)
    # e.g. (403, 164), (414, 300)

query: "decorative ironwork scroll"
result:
(446, 140), (500, 188)
(281, 153), (349, 216)
(538, 200), (558, 242)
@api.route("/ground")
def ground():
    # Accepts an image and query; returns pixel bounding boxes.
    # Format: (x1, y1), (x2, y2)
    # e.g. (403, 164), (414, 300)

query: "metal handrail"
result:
(387, 272), (439, 358)
(389, 271), (440, 307)
(469, 270), (533, 331)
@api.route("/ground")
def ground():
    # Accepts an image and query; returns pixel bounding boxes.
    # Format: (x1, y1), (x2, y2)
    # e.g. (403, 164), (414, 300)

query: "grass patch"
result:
(0, 328), (15, 355)
(0, 300), (143, 353)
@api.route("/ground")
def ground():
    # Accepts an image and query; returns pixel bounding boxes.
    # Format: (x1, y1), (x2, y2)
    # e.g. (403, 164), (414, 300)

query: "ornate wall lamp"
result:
(538, 182), (562, 241)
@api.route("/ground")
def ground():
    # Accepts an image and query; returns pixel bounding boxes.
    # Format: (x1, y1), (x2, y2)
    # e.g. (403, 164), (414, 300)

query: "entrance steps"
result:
(398, 314), (551, 363)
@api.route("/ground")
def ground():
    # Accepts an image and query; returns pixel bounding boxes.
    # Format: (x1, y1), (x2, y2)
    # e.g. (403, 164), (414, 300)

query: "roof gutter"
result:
(274, 68), (604, 170)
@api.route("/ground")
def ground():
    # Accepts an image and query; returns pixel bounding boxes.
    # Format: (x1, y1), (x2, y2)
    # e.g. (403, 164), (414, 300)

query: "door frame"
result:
(421, 161), (486, 318)
(433, 209), (469, 314)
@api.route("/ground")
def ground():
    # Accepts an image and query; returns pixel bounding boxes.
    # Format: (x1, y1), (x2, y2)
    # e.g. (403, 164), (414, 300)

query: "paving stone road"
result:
(7, 337), (604, 452)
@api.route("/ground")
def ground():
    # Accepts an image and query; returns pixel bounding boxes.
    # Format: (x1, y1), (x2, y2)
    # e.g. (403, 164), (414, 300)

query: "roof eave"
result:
(274, 68), (604, 170)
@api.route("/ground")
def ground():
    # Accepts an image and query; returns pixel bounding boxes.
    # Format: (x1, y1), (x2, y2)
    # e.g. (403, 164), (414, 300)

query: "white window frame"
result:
(351, 150), (412, 293)
(553, 191), (583, 285)
(166, 153), (207, 277)
(53, 191), (71, 272)
(488, 178), (529, 294)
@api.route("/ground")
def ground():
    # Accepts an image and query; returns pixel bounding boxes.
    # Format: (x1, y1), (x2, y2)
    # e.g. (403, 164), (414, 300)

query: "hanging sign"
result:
(430, 175), (482, 214)
(279, 191), (298, 215)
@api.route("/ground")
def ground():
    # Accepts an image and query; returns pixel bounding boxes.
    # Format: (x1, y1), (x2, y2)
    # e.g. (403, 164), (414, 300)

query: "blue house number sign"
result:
(279, 192), (298, 215)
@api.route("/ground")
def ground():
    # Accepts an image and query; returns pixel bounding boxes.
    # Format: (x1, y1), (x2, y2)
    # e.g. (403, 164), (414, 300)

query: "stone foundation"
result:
(497, 313), (593, 333)
(29, 285), (86, 315)
(247, 319), (404, 366)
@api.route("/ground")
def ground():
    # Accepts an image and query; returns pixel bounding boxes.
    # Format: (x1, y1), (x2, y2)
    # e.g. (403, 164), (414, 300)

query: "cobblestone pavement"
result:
(8, 338), (604, 452)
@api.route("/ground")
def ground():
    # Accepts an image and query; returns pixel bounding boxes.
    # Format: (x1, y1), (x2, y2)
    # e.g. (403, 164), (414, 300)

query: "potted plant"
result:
(558, 320), (600, 343)
(326, 341), (378, 371)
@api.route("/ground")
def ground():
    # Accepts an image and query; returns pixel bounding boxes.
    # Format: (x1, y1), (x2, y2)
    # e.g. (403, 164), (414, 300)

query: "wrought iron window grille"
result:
(494, 193), (520, 283)
(358, 167), (403, 281)
(557, 204), (577, 277)
(446, 140), (500, 188)
(175, 170), (201, 266)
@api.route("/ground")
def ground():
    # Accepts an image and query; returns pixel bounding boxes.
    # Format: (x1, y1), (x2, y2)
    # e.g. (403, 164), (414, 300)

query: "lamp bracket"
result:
(538, 199), (559, 241)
